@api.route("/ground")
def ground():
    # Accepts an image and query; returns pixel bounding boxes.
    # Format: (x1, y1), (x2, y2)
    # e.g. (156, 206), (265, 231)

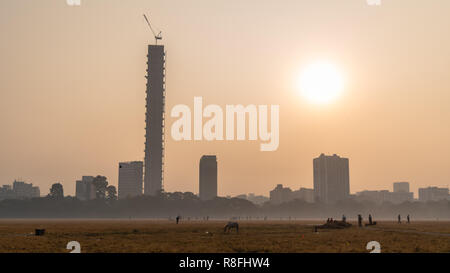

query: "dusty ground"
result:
(0, 219), (449, 253)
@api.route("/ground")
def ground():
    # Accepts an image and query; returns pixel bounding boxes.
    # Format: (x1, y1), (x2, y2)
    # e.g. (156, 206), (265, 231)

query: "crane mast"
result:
(143, 14), (162, 45)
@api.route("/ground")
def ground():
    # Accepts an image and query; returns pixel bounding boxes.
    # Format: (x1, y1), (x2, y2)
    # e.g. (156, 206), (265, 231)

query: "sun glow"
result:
(298, 61), (344, 104)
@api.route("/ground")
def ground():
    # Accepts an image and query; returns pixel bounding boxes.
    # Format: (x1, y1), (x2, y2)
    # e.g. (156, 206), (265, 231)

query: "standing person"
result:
(407, 214), (410, 224)
(398, 214), (401, 224)
(176, 215), (180, 224)
(342, 214), (346, 223)
(369, 214), (373, 225)
(358, 214), (363, 227)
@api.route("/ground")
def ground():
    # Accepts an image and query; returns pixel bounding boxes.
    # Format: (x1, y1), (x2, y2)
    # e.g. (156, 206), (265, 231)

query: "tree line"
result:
(0, 188), (449, 219)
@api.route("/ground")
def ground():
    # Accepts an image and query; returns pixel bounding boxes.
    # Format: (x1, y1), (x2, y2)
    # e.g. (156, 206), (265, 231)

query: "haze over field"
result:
(1, 0), (450, 197)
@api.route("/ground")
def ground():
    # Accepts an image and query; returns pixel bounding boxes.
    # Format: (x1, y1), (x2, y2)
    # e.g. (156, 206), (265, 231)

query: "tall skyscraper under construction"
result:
(144, 45), (165, 195)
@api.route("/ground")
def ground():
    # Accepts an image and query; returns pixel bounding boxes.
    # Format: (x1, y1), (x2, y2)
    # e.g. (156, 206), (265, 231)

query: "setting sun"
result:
(298, 61), (344, 104)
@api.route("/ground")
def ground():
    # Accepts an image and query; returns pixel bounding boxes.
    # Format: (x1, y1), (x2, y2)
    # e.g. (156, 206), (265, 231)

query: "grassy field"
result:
(0, 219), (449, 253)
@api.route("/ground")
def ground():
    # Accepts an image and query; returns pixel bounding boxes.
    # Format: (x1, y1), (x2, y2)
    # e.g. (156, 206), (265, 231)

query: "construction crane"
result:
(143, 14), (162, 45)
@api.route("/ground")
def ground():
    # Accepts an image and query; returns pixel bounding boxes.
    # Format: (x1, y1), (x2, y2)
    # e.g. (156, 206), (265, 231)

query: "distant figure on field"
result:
(358, 214), (363, 227)
(407, 214), (410, 224)
(176, 215), (180, 224)
(342, 215), (346, 223)
(369, 214), (373, 225)
(398, 214), (401, 224)
(224, 222), (239, 233)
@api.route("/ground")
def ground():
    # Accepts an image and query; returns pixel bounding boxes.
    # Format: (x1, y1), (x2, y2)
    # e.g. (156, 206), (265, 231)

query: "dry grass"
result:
(0, 219), (449, 253)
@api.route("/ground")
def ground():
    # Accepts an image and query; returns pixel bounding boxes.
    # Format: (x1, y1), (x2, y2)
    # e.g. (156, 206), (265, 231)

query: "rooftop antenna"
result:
(143, 14), (162, 45)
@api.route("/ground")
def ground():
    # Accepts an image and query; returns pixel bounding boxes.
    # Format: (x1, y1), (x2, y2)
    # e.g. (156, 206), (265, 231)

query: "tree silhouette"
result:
(48, 183), (64, 199)
(92, 176), (108, 199)
(106, 185), (117, 200)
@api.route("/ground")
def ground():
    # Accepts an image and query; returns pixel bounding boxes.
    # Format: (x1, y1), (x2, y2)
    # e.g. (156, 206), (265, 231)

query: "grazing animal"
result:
(224, 222), (239, 233)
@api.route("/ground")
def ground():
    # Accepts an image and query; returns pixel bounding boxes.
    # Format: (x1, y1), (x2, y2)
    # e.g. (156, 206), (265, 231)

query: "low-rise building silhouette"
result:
(356, 185), (413, 205)
(12, 180), (40, 199)
(270, 184), (292, 204)
(0, 185), (14, 200)
(270, 184), (314, 204)
(419, 187), (449, 202)
(292, 188), (315, 203)
(0, 181), (40, 200)
(234, 193), (270, 205)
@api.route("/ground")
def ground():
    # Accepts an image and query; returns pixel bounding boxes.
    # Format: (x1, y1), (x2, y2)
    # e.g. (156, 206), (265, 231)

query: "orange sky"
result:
(1, 0), (450, 197)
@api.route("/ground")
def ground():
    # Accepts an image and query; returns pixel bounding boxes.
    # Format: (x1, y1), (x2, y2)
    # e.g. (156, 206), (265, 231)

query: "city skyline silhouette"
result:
(1, 1), (450, 198)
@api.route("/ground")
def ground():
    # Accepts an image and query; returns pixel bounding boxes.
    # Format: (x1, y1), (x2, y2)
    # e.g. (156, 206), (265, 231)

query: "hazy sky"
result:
(1, 0), (450, 197)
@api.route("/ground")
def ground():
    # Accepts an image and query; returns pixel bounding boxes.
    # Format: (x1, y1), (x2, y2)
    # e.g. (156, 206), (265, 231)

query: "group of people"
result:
(357, 214), (376, 227)
(353, 213), (411, 227)
(398, 214), (411, 224)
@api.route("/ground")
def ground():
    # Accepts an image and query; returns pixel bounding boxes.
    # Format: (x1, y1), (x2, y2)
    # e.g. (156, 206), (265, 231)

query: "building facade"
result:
(0, 185), (14, 200)
(118, 161), (143, 199)
(199, 155), (218, 201)
(393, 182), (410, 193)
(270, 184), (293, 204)
(270, 185), (314, 204)
(418, 187), (449, 202)
(75, 176), (96, 201)
(355, 190), (413, 204)
(12, 180), (40, 199)
(293, 188), (315, 203)
(0, 181), (39, 200)
(144, 45), (165, 196)
(313, 154), (350, 204)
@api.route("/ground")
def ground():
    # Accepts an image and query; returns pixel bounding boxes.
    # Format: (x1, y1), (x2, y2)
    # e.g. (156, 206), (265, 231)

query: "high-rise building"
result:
(313, 154), (350, 204)
(393, 182), (410, 193)
(118, 161), (143, 199)
(418, 187), (449, 202)
(75, 176), (96, 201)
(144, 45), (165, 196)
(199, 155), (218, 201)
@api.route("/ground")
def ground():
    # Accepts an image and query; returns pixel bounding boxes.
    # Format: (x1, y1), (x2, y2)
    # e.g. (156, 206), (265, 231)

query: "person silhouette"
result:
(176, 215), (180, 224)
(369, 214), (373, 225)
(398, 214), (401, 224)
(358, 214), (363, 227)
(407, 214), (410, 224)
